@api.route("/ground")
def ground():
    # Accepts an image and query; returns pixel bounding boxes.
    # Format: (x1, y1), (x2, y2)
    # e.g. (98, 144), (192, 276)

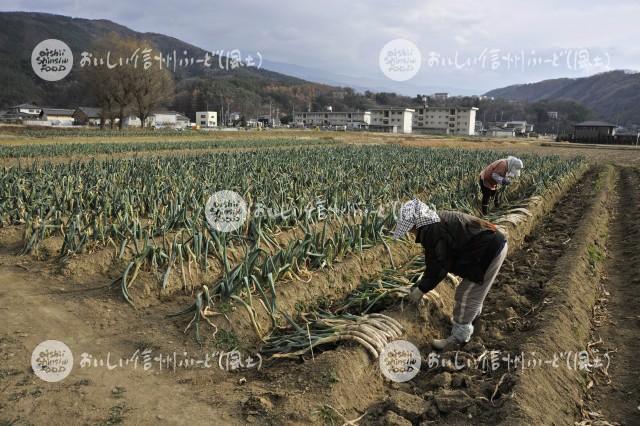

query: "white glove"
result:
(407, 287), (425, 305)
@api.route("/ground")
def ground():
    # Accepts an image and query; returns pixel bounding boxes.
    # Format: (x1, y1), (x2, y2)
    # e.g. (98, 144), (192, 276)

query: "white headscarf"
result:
(392, 199), (440, 239)
(506, 156), (523, 178)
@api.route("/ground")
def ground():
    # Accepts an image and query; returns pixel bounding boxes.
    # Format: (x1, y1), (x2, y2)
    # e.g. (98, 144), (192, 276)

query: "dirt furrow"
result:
(354, 166), (612, 425)
(581, 167), (640, 425)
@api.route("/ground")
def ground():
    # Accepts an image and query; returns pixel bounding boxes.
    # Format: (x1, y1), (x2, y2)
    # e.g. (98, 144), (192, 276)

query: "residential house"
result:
(0, 103), (43, 123)
(487, 120), (534, 136)
(73, 107), (105, 126)
(123, 111), (190, 129)
(8, 103), (42, 116)
(196, 111), (217, 128)
(42, 108), (75, 126)
(176, 113), (190, 129)
(574, 121), (617, 140)
(504, 120), (534, 136)
(257, 115), (280, 128)
(487, 127), (516, 138)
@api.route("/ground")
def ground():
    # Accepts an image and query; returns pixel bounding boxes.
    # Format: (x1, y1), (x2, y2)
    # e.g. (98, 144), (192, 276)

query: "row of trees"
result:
(83, 35), (174, 129)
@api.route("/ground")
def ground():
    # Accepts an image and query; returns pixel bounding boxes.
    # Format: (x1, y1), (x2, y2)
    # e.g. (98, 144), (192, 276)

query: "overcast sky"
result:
(4, 0), (640, 94)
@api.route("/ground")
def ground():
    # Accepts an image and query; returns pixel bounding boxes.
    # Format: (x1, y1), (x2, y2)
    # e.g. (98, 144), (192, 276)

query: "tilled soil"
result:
(356, 167), (606, 425)
(583, 167), (640, 425)
(2, 153), (638, 425)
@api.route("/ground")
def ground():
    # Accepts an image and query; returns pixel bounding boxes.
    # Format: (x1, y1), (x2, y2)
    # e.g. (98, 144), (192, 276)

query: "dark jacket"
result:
(416, 210), (506, 292)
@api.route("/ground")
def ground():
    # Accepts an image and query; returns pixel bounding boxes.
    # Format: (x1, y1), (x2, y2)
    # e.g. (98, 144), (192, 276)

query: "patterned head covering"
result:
(392, 199), (440, 239)
(506, 156), (523, 178)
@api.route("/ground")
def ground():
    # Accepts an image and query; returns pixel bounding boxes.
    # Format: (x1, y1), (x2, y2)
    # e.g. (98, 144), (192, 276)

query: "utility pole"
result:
(220, 94), (224, 127)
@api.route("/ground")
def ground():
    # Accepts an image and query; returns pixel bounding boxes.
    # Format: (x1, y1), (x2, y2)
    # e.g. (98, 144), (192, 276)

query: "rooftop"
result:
(575, 121), (617, 127)
(12, 103), (40, 109)
(75, 106), (102, 118)
(370, 107), (415, 112)
(42, 108), (75, 116)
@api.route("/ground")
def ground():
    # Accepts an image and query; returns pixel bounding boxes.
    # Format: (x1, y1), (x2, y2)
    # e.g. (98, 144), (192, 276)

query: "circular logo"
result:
(378, 39), (422, 82)
(31, 340), (74, 382)
(205, 190), (248, 233)
(379, 340), (421, 382)
(31, 39), (73, 81)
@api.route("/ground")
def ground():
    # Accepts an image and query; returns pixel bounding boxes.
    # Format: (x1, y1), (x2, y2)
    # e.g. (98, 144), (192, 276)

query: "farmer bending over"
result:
(393, 199), (508, 350)
(479, 156), (523, 215)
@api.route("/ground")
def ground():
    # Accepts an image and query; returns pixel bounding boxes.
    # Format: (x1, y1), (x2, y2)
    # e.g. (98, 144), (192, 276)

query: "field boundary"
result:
(501, 165), (615, 425)
(541, 141), (640, 151)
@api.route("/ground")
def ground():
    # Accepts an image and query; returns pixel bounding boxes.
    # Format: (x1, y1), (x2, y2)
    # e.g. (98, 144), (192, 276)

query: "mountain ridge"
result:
(485, 70), (640, 125)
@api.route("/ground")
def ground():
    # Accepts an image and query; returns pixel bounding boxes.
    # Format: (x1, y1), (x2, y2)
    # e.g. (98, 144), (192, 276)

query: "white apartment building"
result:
(196, 111), (218, 128)
(293, 111), (371, 128)
(412, 106), (478, 135)
(369, 108), (414, 134)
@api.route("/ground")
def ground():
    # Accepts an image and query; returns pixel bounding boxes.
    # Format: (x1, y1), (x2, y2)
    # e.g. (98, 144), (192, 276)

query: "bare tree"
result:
(83, 35), (174, 129)
(130, 42), (175, 127)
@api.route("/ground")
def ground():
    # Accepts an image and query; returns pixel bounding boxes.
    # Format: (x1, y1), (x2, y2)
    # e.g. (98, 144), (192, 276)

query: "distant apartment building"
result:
(433, 92), (448, 101)
(369, 108), (414, 134)
(293, 111), (371, 129)
(196, 111), (217, 128)
(412, 106), (478, 135)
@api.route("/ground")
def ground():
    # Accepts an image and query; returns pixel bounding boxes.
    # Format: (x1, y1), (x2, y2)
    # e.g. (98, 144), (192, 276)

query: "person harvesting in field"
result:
(479, 156), (524, 215)
(393, 199), (508, 350)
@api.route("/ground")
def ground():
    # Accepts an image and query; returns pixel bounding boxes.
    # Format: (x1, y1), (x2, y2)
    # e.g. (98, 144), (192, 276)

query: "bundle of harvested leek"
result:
(262, 312), (404, 359)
